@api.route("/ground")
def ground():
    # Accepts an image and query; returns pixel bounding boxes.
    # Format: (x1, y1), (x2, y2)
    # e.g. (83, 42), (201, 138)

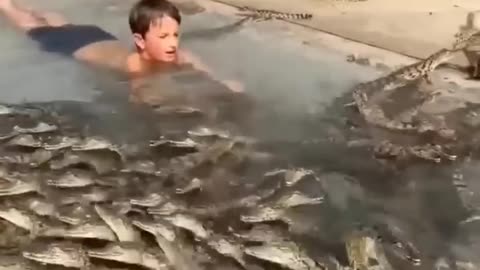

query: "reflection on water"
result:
(0, 0), (479, 269)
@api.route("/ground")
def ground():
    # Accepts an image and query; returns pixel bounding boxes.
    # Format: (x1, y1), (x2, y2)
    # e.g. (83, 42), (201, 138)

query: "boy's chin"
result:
(160, 54), (177, 62)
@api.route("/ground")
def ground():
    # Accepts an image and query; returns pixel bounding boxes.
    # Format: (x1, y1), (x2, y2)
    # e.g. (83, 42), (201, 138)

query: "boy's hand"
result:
(222, 79), (245, 93)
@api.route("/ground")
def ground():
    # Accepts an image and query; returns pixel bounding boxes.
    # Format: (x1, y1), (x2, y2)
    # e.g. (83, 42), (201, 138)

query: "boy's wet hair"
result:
(129, 0), (182, 37)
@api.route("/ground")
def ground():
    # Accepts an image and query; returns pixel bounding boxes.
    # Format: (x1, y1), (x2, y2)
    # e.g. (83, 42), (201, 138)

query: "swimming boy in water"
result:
(0, 0), (243, 103)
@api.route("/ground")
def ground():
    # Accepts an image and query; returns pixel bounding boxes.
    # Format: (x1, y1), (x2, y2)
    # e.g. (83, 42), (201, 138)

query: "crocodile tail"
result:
(276, 12), (313, 20)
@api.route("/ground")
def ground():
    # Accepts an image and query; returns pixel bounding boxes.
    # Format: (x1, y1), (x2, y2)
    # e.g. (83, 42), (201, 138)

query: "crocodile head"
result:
(87, 242), (143, 265)
(46, 169), (96, 188)
(6, 134), (43, 148)
(274, 190), (324, 208)
(132, 218), (177, 241)
(130, 192), (169, 207)
(22, 241), (88, 269)
(38, 220), (117, 241)
(163, 213), (210, 239)
(240, 206), (284, 223)
(94, 204), (141, 242)
(244, 240), (317, 270)
(232, 224), (287, 243)
(55, 203), (97, 225)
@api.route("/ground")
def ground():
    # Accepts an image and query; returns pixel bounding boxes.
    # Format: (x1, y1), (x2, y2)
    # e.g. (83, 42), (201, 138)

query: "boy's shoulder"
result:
(126, 52), (145, 75)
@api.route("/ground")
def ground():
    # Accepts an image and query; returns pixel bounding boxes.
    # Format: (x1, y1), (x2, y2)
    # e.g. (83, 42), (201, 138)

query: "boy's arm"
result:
(178, 49), (244, 93)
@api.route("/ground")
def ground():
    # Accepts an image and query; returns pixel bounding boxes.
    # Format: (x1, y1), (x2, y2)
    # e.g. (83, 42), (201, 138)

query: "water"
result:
(1, 0), (479, 269)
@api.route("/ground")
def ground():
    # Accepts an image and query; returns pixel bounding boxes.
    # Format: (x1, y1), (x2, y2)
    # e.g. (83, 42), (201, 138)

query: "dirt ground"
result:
(198, 0), (480, 65)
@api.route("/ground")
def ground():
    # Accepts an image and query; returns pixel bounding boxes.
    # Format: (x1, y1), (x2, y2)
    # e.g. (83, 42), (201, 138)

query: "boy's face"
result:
(134, 16), (180, 63)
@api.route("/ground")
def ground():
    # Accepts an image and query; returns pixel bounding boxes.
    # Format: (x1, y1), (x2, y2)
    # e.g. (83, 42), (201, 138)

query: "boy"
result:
(0, 0), (243, 104)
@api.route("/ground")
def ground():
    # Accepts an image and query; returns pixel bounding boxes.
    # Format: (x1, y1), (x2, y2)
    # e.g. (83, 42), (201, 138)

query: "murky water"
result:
(1, 0), (479, 269)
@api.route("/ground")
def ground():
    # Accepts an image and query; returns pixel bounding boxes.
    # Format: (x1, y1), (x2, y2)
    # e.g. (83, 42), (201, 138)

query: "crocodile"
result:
(0, 176), (44, 197)
(49, 150), (121, 174)
(263, 168), (318, 187)
(352, 48), (459, 134)
(231, 224), (288, 243)
(240, 205), (292, 225)
(130, 192), (170, 208)
(162, 213), (211, 239)
(347, 29), (480, 163)
(239, 189), (324, 225)
(37, 220), (117, 241)
(46, 169), (98, 188)
(244, 239), (322, 270)
(146, 168), (286, 218)
(94, 203), (141, 242)
(344, 228), (394, 270)
(22, 196), (57, 217)
(0, 205), (44, 234)
(87, 242), (168, 270)
(6, 134), (43, 148)
(272, 190), (324, 208)
(132, 217), (177, 242)
(51, 185), (115, 205)
(55, 203), (99, 225)
(373, 140), (457, 163)
(236, 6), (313, 22)
(206, 234), (248, 268)
(22, 241), (90, 269)
(43, 136), (83, 150)
(132, 217), (203, 270)
(0, 147), (57, 167)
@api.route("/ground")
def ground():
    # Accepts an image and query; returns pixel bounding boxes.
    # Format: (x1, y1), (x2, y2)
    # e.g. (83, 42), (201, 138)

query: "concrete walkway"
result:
(203, 0), (480, 66)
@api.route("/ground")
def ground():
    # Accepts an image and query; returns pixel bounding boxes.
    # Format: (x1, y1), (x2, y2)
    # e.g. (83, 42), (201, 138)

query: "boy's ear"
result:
(133, 33), (146, 50)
